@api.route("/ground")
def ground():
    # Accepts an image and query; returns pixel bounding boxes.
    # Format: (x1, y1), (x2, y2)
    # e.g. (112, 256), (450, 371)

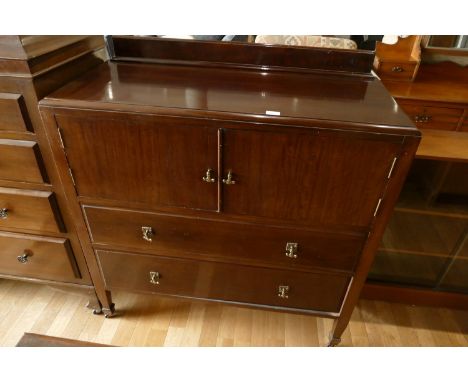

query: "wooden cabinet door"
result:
(55, 114), (218, 211)
(222, 128), (403, 229)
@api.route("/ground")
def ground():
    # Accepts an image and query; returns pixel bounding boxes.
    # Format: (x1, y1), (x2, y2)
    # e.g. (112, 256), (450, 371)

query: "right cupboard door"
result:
(221, 128), (404, 230)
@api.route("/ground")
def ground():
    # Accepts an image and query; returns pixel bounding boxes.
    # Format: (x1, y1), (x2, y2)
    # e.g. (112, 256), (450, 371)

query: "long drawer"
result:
(97, 250), (351, 314)
(398, 103), (463, 131)
(0, 187), (65, 233)
(0, 231), (81, 283)
(0, 139), (47, 184)
(84, 205), (365, 272)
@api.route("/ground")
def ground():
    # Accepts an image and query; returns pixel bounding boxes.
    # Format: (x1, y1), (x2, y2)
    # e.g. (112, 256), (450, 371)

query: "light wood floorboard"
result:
(0, 279), (467, 347)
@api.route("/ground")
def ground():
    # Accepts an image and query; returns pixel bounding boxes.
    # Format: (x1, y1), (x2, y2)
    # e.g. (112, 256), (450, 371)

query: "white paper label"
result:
(266, 110), (281, 116)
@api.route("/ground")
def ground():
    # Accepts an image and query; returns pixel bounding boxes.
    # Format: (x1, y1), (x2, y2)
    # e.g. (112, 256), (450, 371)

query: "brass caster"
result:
(103, 303), (116, 318)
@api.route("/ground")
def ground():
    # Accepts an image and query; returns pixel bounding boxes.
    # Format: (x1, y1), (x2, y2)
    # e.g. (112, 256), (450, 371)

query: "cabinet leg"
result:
(87, 289), (115, 317)
(328, 335), (342, 347)
(103, 303), (116, 318)
(329, 316), (349, 347)
(86, 291), (103, 315)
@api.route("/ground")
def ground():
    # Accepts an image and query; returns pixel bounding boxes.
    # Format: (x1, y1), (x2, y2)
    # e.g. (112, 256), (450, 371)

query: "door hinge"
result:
(373, 198), (383, 217)
(69, 168), (76, 187)
(387, 157), (398, 179)
(57, 128), (65, 149)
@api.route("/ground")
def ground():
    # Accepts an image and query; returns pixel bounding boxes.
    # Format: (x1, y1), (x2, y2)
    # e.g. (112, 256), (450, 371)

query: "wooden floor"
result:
(0, 278), (467, 347)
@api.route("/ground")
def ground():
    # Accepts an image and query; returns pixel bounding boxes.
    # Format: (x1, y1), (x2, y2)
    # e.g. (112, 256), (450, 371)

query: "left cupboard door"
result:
(55, 113), (219, 211)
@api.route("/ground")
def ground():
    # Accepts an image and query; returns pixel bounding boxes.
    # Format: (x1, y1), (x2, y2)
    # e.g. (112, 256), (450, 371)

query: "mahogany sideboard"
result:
(0, 36), (106, 310)
(364, 61), (468, 308)
(38, 36), (420, 345)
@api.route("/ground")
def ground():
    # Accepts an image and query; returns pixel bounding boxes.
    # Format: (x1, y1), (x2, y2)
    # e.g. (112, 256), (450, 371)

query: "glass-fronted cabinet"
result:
(369, 159), (468, 293)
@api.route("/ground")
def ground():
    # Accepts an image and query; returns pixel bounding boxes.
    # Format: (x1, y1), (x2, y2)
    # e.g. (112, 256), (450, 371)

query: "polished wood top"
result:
(383, 62), (468, 105)
(42, 61), (417, 135)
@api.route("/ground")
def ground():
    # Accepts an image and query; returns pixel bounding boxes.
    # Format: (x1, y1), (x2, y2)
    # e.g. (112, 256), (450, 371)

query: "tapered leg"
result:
(86, 289), (103, 314)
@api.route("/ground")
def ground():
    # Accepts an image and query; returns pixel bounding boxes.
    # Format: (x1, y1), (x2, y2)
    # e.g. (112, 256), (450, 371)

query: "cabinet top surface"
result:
(41, 61), (417, 134)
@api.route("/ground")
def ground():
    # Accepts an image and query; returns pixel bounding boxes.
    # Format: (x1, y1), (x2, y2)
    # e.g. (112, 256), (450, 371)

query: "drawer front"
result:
(378, 62), (418, 81)
(0, 93), (31, 132)
(0, 231), (80, 282)
(461, 115), (468, 132)
(398, 103), (463, 131)
(97, 250), (351, 313)
(0, 187), (65, 233)
(85, 205), (365, 272)
(0, 139), (47, 183)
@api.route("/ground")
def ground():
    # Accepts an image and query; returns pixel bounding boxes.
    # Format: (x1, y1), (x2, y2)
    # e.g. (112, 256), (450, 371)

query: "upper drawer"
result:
(84, 205), (365, 273)
(398, 103), (463, 131)
(377, 62), (418, 81)
(97, 250), (351, 314)
(0, 93), (32, 133)
(0, 139), (48, 184)
(0, 231), (81, 283)
(0, 187), (65, 233)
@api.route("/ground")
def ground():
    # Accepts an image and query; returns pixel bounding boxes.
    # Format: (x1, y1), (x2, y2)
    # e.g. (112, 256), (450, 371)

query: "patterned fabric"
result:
(255, 35), (358, 50)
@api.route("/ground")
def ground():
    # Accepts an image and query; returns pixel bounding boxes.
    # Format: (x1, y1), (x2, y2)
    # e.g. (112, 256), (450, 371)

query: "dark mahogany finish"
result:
(0, 187), (65, 233)
(0, 231), (81, 283)
(0, 36), (107, 313)
(97, 250), (350, 314)
(0, 139), (48, 184)
(55, 114), (218, 211)
(39, 37), (420, 345)
(84, 205), (365, 273)
(111, 36), (375, 74)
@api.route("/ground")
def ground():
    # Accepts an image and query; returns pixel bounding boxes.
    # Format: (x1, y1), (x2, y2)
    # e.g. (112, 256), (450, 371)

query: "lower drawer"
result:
(97, 250), (351, 314)
(398, 103), (463, 131)
(0, 231), (81, 283)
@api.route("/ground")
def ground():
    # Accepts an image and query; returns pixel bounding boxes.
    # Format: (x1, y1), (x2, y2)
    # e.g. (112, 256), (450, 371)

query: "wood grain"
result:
(1, 279), (467, 347)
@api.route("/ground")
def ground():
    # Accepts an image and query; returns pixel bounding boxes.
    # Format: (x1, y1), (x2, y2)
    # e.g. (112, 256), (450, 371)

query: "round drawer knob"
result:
(0, 208), (8, 219)
(391, 66), (404, 72)
(17, 252), (30, 263)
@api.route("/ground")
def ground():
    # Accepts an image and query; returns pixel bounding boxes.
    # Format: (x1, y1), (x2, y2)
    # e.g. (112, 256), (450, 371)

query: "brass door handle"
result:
(391, 66), (404, 72)
(0, 208), (8, 219)
(285, 242), (298, 258)
(17, 252), (30, 263)
(142, 226), (155, 242)
(278, 285), (289, 299)
(222, 170), (236, 185)
(150, 271), (160, 285)
(202, 168), (216, 183)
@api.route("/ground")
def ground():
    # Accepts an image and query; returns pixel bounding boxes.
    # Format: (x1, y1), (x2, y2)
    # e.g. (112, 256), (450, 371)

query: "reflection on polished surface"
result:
(46, 61), (413, 130)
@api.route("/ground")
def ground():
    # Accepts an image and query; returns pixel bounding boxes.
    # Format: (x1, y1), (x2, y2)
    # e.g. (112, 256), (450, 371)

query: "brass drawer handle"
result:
(285, 242), (298, 258)
(278, 285), (289, 299)
(150, 271), (160, 285)
(391, 66), (404, 72)
(0, 208), (8, 219)
(17, 252), (30, 263)
(222, 170), (236, 185)
(414, 115), (432, 123)
(202, 168), (216, 183)
(142, 226), (155, 242)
